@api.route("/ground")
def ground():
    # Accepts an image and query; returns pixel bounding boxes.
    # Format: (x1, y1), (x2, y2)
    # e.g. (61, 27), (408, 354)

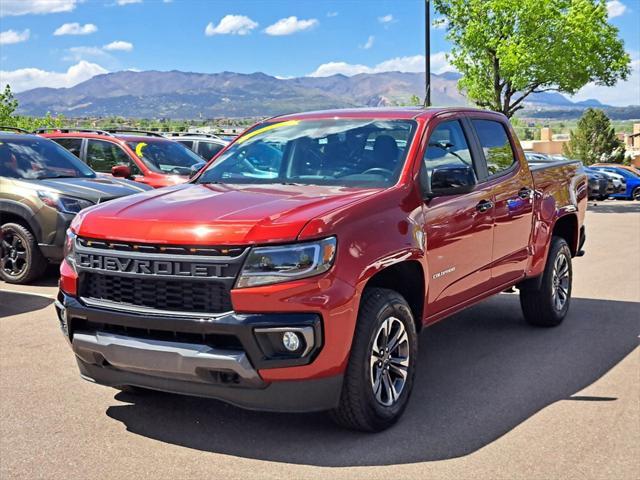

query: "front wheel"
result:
(633, 187), (640, 201)
(519, 237), (572, 327)
(0, 223), (47, 284)
(330, 288), (418, 432)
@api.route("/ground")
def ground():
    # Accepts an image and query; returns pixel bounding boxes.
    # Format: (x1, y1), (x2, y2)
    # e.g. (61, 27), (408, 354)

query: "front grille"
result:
(82, 272), (232, 314)
(78, 237), (246, 257)
(70, 319), (243, 350)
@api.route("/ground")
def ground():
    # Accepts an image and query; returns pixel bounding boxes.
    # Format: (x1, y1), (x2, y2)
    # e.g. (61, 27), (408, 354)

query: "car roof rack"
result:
(33, 127), (114, 136)
(104, 128), (164, 138)
(163, 131), (223, 140)
(0, 126), (32, 134)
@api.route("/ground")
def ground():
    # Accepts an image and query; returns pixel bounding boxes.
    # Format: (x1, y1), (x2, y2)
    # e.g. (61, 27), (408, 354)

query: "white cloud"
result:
(606, 0), (627, 18)
(326, 11), (338, 17)
(116, 0), (142, 5)
(309, 53), (453, 77)
(0, 61), (108, 92)
(361, 35), (375, 50)
(378, 14), (394, 24)
(54, 23), (98, 36)
(264, 16), (318, 36)
(570, 54), (640, 107)
(63, 46), (110, 62)
(103, 41), (133, 51)
(0, 0), (77, 16)
(205, 15), (258, 36)
(0, 29), (30, 45)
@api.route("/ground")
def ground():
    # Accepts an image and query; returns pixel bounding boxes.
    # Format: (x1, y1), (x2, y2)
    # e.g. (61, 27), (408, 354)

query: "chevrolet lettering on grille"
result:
(76, 253), (228, 278)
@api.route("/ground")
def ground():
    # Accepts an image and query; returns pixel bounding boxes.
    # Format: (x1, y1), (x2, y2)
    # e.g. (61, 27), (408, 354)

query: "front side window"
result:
(53, 138), (82, 159)
(126, 139), (203, 176)
(86, 140), (132, 173)
(472, 119), (516, 177)
(423, 120), (474, 172)
(197, 119), (417, 188)
(0, 137), (95, 179)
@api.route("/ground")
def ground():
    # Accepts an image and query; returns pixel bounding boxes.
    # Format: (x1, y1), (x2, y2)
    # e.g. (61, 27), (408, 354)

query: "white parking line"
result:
(0, 288), (55, 300)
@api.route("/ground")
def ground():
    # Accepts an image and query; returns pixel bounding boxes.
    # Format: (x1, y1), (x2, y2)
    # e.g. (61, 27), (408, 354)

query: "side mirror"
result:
(189, 161), (207, 179)
(111, 164), (131, 178)
(423, 165), (476, 198)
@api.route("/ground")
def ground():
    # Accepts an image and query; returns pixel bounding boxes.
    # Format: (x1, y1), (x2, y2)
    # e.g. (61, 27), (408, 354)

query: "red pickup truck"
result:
(56, 108), (587, 431)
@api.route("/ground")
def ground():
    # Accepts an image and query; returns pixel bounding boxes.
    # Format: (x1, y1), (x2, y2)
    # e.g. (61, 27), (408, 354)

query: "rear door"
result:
(51, 138), (84, 160)
(469, 117), (534, 286)
(421, 116), (495, 317)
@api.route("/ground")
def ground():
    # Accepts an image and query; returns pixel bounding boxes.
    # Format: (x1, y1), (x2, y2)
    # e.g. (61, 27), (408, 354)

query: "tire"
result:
(519, 236), (572, 327)
(330, 287), (418, 432)
(0, 223), (47, 284)
(633, 187), (640, 201)
(598, 194), (608, 201)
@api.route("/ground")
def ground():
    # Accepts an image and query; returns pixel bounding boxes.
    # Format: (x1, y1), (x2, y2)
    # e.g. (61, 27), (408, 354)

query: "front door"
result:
(421, 118), (495, 318)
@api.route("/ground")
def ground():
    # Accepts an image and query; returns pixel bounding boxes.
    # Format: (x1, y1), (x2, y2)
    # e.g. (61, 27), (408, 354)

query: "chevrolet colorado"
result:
(56, 108), (587, 431)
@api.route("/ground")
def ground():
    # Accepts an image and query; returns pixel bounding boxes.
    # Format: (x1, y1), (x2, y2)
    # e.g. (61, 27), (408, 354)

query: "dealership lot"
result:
(1, 201), (638, 480)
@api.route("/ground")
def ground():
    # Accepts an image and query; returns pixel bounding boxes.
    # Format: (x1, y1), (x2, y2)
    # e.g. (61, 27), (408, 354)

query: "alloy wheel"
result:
(1, 229), (28, 278)
(369, 316), (410, 407)
(551, 252), (570, 311)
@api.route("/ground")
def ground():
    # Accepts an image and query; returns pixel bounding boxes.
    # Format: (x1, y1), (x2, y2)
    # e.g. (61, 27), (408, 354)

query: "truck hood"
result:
(77, 183), (380, 245)
(30, 176), (150, 203)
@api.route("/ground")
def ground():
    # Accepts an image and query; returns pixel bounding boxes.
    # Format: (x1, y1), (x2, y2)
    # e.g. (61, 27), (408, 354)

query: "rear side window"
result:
(472, 120), (516, 177)
(53, 138), (82, 159)
(197, 141), (224, 160)
(86, 139), (133, 173)
(177, 140), (194, 150)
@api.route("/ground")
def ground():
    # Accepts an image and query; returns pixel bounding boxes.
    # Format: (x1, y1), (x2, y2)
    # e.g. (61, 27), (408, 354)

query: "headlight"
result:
(63, 229), (77, 272)
(37, 191), (94, 214)
(236, 237), (337, 288)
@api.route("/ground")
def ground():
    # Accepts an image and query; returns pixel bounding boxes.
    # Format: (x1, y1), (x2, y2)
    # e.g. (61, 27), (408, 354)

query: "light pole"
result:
(424, 0), (431, 107)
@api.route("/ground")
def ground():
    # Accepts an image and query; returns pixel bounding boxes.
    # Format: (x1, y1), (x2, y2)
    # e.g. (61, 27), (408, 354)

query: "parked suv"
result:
(57, 108), (587, 431)
(163, 132), (228, 161)
(0, 130), (150, 284)
(37, 128), (205, 188)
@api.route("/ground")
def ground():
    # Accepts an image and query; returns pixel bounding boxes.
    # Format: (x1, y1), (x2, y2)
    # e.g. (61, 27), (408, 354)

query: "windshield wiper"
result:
(37, 174), (79, 179)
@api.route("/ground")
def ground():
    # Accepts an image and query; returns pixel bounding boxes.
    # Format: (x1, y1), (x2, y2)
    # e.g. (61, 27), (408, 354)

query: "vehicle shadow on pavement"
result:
(587, 201), (640, 214)
(0, 291), (53, 318)
(105, 294), (639, 467)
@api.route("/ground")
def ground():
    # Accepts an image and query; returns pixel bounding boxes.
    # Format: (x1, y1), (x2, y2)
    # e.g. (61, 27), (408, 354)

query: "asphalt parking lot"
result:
(1, 201), (638, 480)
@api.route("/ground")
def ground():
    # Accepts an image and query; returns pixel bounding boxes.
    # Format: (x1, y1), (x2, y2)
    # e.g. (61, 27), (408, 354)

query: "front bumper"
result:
(38, 211), (74, 262)
(56, 292), (342, 412)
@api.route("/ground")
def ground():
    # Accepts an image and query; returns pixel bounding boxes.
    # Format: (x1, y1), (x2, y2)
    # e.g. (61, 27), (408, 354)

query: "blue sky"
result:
(0, 0), (638, 106)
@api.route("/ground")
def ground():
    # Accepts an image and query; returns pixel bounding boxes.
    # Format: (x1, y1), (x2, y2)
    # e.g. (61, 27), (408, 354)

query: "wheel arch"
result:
(0, 201), (42, 241)
(362, 260), (425, 332)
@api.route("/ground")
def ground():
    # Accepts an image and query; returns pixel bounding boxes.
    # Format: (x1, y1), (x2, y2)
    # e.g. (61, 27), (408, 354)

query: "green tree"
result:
(0, 84), (19, 126)
(563, 108), (625, 164)
(434, 0), (631, 117)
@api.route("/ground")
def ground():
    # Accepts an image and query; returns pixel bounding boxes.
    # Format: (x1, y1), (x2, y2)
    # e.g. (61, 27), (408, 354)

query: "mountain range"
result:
(14, 69), (610, 119)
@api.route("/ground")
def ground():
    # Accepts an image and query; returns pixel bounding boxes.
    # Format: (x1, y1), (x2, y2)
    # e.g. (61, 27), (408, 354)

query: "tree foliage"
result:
(0, 84), (66, 131)
(434, 0), (631, 117)
(563, 108), (625, 163)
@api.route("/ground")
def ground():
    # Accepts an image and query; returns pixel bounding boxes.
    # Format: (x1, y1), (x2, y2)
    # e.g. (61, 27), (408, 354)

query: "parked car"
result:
(163, 132), (228, 161)
(583, 168), (610, 200)
(524, 152), (553, 163)
(56, 108), (587, 432)
(590, 168), (625, 194)
(592, 163), (640, 177)
(0, 130), (151, 284)
(590, 165), (640, 200)
(37, 128), (206, 188)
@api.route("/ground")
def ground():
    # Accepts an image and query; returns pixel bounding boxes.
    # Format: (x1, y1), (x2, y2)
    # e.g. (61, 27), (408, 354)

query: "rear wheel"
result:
(519, 236), (572, 327)
(0, 223), (47, 284)
(330, 288), (418, 432)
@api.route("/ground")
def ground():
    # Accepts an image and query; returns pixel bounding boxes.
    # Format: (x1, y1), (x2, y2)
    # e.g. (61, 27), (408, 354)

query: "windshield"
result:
(126, 139), (204, 176)
(196, 119), (417, 188)
(0, 137), (95, 180)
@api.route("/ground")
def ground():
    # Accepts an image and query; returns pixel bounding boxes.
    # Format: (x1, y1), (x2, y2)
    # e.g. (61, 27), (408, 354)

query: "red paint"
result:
(59, 108), (587, 382)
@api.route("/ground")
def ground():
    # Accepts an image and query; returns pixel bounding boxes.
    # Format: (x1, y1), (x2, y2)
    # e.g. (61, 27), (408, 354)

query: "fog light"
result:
(282, 331), (301, 352)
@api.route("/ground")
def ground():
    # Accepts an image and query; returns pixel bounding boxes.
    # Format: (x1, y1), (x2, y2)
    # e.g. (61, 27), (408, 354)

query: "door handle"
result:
(518, 187), (533, 199)
(476, 200), (493, 213)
